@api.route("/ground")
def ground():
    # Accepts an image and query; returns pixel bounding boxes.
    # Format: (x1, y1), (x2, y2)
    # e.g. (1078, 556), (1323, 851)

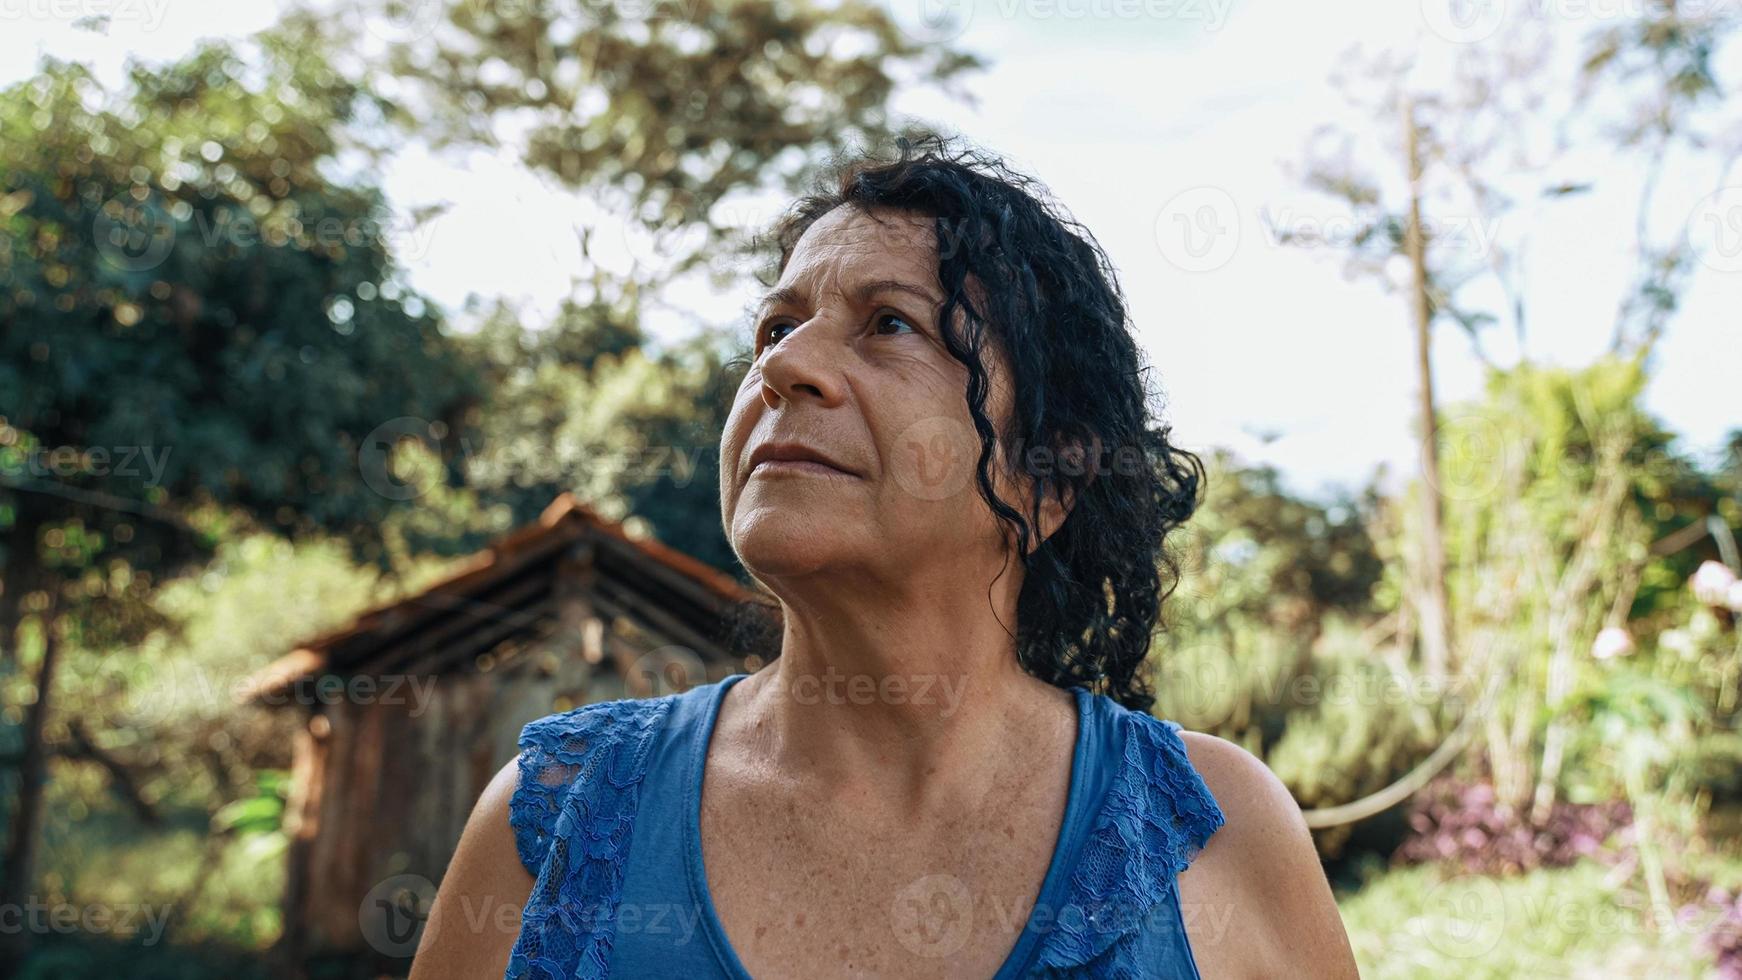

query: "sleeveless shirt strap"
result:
(1030, 711), (1227, 972)
(505, 697), (673, 979)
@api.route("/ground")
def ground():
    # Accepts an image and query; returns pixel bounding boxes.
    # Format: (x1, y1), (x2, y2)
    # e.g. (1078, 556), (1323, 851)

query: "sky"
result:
(3, 0), (1737, 500)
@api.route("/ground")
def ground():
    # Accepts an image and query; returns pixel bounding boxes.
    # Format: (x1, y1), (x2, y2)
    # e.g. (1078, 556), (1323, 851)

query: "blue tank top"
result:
(504, 672), (1225, 978)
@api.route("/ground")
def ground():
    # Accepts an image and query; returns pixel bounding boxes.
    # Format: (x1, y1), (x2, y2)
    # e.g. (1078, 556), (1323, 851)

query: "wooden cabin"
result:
(243, 493), (763, 969)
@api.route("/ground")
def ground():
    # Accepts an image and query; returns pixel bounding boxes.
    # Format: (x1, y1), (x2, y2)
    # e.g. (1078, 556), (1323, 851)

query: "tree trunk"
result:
(1402, 93), (1454, 687)
(0, 579), (58, 964)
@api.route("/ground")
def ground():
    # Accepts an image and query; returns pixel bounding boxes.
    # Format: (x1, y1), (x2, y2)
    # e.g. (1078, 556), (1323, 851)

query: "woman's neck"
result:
(724, 578), (1074, 817)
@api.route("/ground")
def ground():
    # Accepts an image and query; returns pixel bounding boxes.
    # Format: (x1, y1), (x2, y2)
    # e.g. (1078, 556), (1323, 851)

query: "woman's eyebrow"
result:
(755, 278), (944, 316)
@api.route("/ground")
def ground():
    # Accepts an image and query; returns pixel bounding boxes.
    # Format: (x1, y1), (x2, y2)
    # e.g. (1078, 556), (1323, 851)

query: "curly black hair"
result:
(721, 131), (1203, 713)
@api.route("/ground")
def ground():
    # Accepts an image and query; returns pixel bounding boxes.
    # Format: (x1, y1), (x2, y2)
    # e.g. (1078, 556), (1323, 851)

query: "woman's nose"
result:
(758, 317), (846, 410)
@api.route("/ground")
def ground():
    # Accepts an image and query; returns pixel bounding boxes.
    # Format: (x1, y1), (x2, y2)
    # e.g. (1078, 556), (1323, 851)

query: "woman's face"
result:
(719, 205), (1033, 587)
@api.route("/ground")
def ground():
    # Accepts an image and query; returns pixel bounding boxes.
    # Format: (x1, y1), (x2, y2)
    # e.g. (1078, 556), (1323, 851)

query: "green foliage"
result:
(1339, 858), (1726, 979)
(34, 798), (287, 954)
(0, 37), (483, 582)
(211, 771), (289, 837)
(456, 297), (744, 570)
(1421, 357), (1721, 809)
(1148, 452), (1419, 840)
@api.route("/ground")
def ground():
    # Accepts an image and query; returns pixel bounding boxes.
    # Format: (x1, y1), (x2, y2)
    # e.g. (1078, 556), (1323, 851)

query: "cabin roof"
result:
(243, 493), (757, 704)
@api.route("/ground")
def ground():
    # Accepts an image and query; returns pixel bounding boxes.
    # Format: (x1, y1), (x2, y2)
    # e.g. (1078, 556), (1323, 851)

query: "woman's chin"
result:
(730, 521), (852, 580)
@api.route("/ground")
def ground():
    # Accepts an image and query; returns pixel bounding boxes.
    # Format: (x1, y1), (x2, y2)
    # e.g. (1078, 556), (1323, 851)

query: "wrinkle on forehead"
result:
(777, 206), (942, 288)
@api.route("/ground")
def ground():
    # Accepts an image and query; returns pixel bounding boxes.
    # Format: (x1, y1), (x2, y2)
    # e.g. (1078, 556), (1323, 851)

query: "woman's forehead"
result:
(782, 206), (940, 285)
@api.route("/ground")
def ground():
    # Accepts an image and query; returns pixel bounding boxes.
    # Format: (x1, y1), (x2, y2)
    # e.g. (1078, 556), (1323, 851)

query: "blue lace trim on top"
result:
(1029, 713), (1226, 973)
(501, 693), (1225, 979)
(505, 695), (674, 980)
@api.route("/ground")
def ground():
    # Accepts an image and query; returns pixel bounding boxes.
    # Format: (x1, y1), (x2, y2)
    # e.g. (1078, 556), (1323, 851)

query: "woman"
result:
(411, 135), (1359, 979)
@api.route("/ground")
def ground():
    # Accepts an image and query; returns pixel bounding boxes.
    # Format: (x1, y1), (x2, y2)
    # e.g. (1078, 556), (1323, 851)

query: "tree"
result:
(1283, 4), (1741, 830)
(342, 0), (980, 287)
(0, 35), (481, 948)
(454, 292), (745, 572)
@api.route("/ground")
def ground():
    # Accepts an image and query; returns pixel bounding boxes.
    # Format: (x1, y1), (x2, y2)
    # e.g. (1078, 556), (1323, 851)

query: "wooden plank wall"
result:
(283, 624), (605, 958)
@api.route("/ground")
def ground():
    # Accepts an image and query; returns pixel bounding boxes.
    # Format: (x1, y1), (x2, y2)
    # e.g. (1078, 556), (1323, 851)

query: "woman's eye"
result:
(875, 311), (917, 336)
(761, 321), (794, 351)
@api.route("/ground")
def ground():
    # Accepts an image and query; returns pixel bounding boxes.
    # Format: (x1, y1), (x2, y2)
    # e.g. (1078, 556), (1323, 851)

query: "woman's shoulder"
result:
(1142, 718), (1362, 978)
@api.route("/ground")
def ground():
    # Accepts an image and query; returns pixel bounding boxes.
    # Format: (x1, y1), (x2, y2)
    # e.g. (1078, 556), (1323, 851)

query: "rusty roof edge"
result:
(243, 493), (761, 703)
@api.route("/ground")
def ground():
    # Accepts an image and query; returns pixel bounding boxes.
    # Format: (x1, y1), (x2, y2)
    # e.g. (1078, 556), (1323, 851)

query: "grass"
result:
(1339, 858), (1728, 979)
(33, 800), (285, 951)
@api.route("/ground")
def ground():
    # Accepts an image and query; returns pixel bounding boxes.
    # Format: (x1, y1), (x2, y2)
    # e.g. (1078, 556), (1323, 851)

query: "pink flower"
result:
(1592, 626), (1635, 660)
(1692, 560), (1739, 607)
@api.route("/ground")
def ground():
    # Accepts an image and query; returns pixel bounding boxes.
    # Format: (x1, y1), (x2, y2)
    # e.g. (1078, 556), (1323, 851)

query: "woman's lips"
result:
(750, 459), (857, 478)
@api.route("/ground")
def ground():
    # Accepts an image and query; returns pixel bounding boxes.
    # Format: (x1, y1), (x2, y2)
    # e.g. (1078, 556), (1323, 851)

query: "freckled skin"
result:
(702, 205), (1081, 978)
